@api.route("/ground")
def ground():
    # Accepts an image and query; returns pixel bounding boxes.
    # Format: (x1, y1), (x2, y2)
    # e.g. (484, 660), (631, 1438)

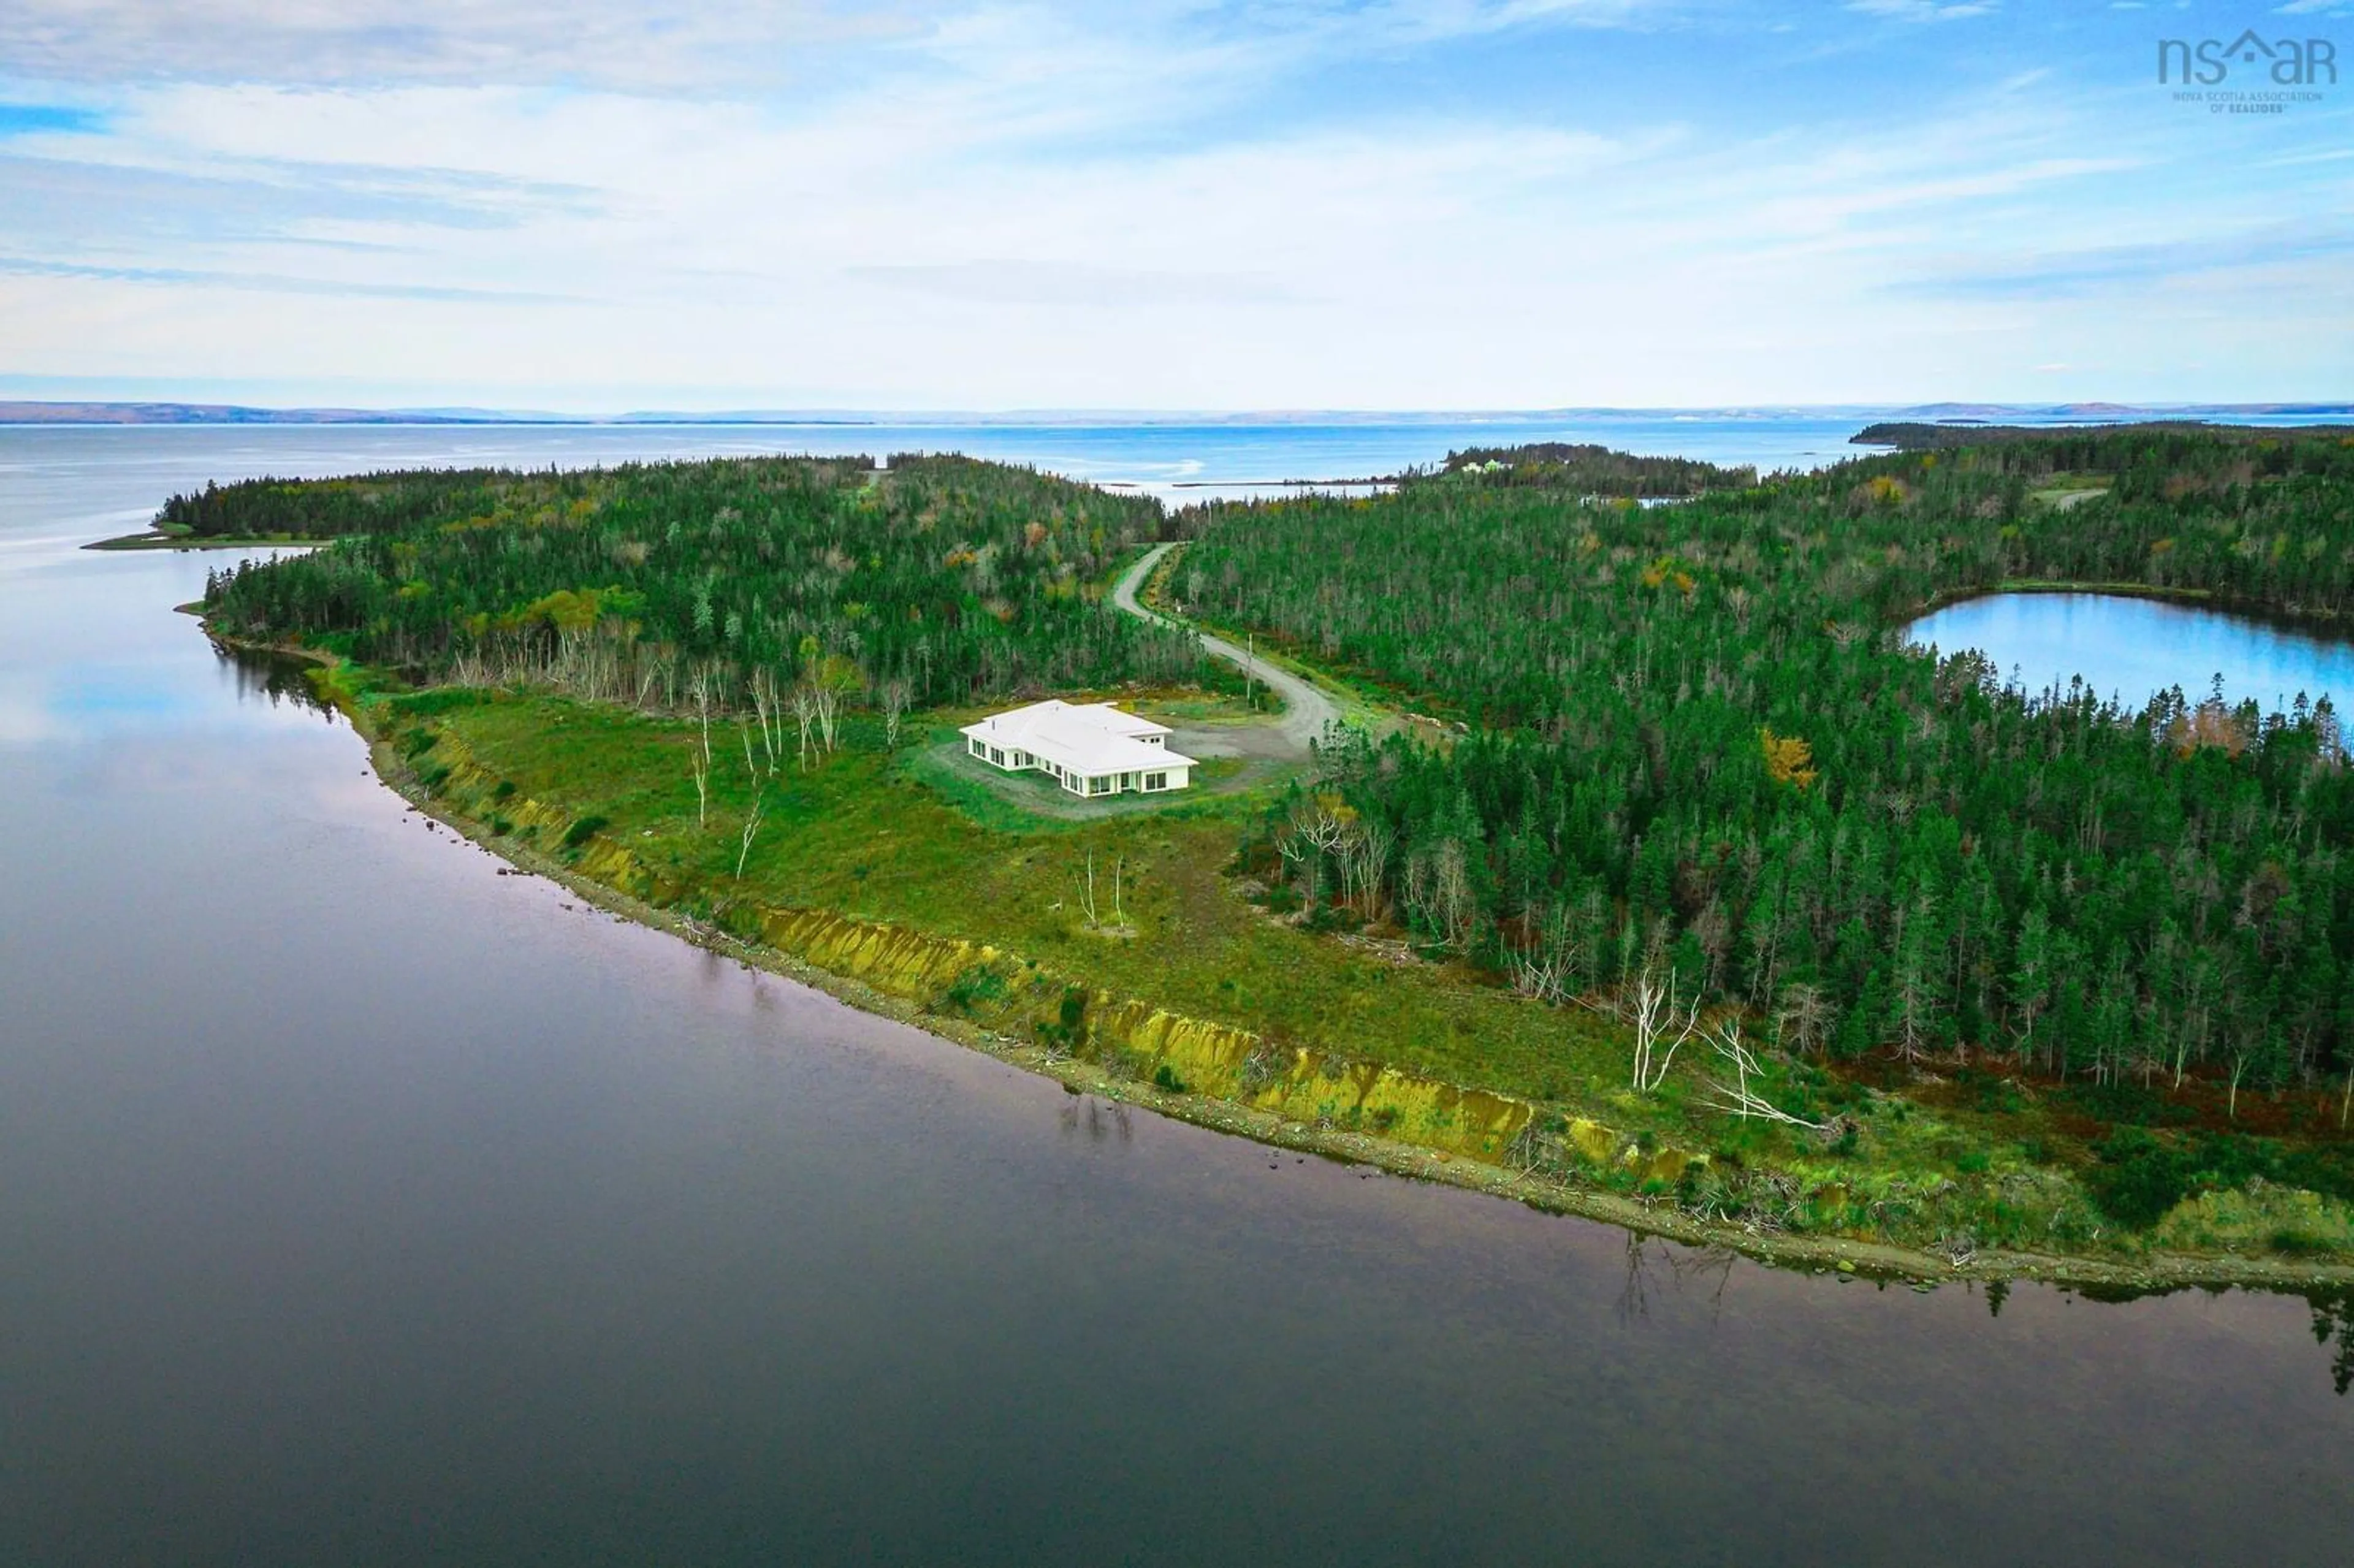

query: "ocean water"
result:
(9, 409), (2341, 520)
(4, 423), (2351, 1564)
(0, 413), (1862, 524)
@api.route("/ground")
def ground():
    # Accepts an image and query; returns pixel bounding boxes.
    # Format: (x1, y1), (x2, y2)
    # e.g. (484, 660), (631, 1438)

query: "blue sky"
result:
(0, 0), (2347, 409)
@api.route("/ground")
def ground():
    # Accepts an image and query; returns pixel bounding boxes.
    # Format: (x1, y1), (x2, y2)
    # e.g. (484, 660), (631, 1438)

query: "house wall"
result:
(966, 723), (1190, 794)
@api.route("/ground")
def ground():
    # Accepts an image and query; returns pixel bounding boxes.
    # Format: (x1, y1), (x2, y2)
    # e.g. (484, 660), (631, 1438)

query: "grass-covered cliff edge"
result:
(191, 435), (2354, 1290)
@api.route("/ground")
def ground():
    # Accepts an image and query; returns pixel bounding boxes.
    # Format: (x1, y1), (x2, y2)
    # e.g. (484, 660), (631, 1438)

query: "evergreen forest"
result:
(1432, 442), (1756, 495)
(1179, 427), (2354, 1098)
(196, 427), (2354, 1129)
(199, 454), (1209, 709)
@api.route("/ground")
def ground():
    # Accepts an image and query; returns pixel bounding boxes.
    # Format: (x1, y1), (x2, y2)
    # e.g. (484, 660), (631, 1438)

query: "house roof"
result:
(961, 700), (1197, 776)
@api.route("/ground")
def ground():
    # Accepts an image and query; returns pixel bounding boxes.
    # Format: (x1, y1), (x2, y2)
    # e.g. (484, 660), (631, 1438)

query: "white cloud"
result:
(1846, 0), (1997, 20)
(847, 261), (1305, 307)
(0, 0), (1684, 89)
(0, 0), (2341, 407)
(0, 0), (934, 88)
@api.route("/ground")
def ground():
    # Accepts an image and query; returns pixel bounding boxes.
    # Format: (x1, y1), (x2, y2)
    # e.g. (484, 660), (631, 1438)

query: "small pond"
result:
(1905, 592), (2354, 716)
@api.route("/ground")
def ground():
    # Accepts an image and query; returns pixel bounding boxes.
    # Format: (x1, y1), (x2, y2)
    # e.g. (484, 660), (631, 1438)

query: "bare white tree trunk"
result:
(750, 667), (780, 771)
(812, 682), (839, 753)
(1510, 902), (1580, 1006)
(791, 688), (815, 769)
(691, 668), (713, 769)
(1701, 1019), (1829, 1130)
(1773, 981), (1832, 1058)
(1400, 853), (1433, 933)
(1626, 964), (1701, 1094)
(1433, 838), (1474, 950)
(735, 793), (766, 878)
(1351, 818), (1393, 919)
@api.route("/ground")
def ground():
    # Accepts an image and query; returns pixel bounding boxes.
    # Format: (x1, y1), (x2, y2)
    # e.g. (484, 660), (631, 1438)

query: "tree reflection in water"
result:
(215, 641), (335, 717)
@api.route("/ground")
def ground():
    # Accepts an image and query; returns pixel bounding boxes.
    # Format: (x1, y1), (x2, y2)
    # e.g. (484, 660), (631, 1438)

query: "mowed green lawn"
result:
(388, 684), (2354, 1263)
(425, 688), (1637, 1110)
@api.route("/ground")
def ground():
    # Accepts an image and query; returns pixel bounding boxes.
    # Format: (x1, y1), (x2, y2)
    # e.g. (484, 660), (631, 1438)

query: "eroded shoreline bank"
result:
(243, 633), (2354, 1299)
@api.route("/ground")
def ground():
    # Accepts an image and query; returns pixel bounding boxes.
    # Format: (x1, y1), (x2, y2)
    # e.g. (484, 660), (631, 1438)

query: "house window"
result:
(989, 747), (1004, 765)
(969, 737), (983, 756)
(1145, 771), (1167, 791)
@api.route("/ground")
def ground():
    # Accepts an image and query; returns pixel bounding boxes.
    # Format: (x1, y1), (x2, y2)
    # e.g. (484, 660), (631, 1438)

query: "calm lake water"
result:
(1907, 592), (2354, 717)
(4, 425), (2350, 1564)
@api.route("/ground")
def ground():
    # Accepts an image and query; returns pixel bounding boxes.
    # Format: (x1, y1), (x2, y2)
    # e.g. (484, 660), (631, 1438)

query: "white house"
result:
(959, 699), (1196, 797)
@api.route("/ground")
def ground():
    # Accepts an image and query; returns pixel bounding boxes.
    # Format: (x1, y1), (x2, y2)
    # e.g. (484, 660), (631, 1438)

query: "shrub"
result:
(1034, 986), (1091, 1051)
(1236, 1043), (1288, 1094)
(2269, 1228), (2331, 1258)
(2061, 1079), (2196, 1130)
(561, 814), (610, 850)
(2086, 1128), (2192, 1230)
(940, 962), (1010, 1014)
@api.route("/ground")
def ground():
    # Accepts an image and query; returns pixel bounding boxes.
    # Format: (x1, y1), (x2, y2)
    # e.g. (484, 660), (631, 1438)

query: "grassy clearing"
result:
(341, 672), (2354, 1275)
(2023, 471), (2114, 512)
(420, 687), (1640, 1103)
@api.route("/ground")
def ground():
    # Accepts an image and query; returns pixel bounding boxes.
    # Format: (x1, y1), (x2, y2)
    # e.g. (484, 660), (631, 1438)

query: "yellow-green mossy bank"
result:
(394, 700), (1589, 1172)
(273, 647), (2354, 1297)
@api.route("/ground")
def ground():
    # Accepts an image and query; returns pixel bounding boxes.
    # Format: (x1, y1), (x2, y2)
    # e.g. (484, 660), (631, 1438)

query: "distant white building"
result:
(960, 699), (1197, 797)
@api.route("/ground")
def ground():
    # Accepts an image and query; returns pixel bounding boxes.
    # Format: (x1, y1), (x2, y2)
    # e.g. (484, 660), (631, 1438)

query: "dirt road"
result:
(1111, 542), (1340, 760)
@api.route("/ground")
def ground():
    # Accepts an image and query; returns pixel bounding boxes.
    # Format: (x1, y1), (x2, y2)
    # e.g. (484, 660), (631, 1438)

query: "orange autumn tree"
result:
(1760, 726), (1818, 789)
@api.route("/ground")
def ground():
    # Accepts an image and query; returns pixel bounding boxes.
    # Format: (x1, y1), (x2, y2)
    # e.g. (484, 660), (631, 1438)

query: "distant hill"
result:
(1856, 419), (2354, 451)
(0, 402), (887, 427)
(1433, 441), (1754, 495)
(7, 398), (2349, 430)
(1885, 402), (2354, 422)
(0, 402), (519, 425)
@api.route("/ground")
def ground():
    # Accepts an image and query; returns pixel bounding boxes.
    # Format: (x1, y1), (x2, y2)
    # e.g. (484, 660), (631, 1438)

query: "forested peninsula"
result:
(194, 429), (2354, 1288)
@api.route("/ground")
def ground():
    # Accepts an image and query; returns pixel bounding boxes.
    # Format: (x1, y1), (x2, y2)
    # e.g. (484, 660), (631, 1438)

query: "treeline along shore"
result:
(189, 427), (2354, 1298)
